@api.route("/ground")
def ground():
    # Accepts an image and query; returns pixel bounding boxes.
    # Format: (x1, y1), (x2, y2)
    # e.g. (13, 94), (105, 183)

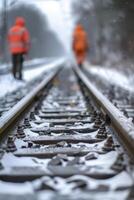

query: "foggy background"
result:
(0, 0), (66, 62)
(0, 0), (134, 73)
(71, 0), (134, 72)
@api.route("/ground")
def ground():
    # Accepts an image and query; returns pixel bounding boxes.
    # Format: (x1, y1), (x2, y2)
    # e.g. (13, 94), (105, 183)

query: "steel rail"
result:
(0, 64), (62, 136)
(74, 65), (134, 159)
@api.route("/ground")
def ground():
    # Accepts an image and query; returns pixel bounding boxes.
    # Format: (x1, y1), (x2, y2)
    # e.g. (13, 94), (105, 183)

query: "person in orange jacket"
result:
(8, 17), (30, 80)
(72, 24), (89, 67)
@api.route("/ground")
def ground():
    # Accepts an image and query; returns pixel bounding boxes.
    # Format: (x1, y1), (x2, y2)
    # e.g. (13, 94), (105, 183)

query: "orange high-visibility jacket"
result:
(72, 25), (88, 64)
(8, 17), (30, 54)
(73, 25), (88, 52)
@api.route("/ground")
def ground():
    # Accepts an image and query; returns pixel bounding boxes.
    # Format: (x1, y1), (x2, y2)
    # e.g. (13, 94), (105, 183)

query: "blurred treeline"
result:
(0, 2), (65, 63)
(72, 0), (134, 67)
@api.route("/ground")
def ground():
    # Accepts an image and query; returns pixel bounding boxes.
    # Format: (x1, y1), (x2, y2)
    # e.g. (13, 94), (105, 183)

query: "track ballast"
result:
(0, 66), (133, 200)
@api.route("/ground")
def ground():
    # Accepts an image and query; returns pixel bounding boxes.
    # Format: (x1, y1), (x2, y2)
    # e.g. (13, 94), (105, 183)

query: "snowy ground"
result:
(84, 61), (134, 92)
(0, 58), (56, 74)
(0, 58), (65, 98)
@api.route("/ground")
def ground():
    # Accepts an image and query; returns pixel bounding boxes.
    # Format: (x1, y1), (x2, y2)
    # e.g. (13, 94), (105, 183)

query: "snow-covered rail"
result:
(0, 66), (133, 200)
(74, 65), (134, 158)
(0, 66), (61, 137)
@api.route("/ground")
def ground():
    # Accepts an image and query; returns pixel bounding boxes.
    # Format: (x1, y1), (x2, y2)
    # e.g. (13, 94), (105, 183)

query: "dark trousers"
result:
(12, 53), (24, 80)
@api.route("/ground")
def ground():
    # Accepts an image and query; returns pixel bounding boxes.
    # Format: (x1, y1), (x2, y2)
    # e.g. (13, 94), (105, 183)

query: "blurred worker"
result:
(8, 17), (30, 80)
(72, 24), (89, 67)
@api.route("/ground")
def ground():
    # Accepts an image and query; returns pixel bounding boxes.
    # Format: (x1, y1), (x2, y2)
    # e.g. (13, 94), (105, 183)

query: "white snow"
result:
(0, 58), (65, 97)
(76, 64), (134, 143)
(0, 58), (51, 71)
(0, 75), (25, 97)
(84, 62), (134, 92)
(0, 181), (33, 194)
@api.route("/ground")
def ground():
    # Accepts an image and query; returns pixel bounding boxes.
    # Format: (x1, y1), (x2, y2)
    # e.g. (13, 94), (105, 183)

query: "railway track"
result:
(0, 65), (133, 200)
(84, 67), (134, 122)
(0, 60), (63, 118)
(0, 74), (45, 118)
